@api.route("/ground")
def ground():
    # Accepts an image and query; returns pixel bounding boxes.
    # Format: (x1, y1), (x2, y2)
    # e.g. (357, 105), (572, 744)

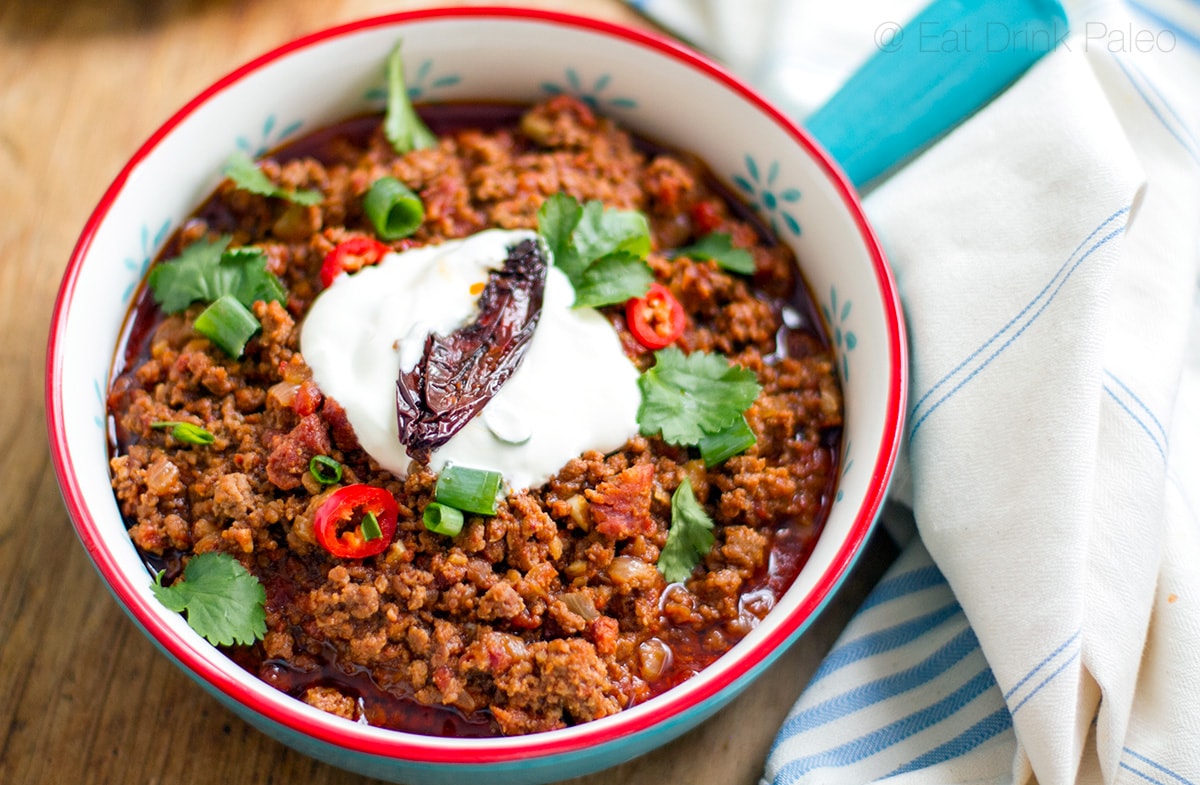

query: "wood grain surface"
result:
(0, 1), (898, 783)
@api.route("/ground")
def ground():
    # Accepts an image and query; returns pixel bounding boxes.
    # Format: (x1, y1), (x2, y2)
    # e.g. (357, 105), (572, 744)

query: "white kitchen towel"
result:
(626, 1), (1200, 784)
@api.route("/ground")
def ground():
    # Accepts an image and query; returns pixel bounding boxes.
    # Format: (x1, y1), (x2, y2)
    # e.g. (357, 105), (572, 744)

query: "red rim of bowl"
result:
(46, 5), (906, 766)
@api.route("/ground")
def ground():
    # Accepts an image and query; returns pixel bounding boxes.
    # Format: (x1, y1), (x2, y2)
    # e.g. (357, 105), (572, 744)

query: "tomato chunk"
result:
(626, 283), (686, 350)
(320, 237), (391, 288)
(313, 484), (398, 559)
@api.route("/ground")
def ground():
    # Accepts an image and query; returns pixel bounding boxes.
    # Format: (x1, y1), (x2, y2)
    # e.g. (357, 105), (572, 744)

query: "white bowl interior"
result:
(51, 10), (902, 763)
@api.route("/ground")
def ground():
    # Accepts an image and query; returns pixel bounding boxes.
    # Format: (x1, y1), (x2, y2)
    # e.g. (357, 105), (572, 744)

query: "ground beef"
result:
(107, 96), (843, 737)
(587, 463), (655, 540)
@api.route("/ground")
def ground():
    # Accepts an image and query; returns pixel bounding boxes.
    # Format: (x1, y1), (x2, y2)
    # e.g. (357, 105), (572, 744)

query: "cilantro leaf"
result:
(571, 200), (651, 265)
(223, 151), (323, 206)
(537, 193), (585, 281)
(571, 252), (654, 309)
(637, 347), (762, 445)
(536, 193), (654, 307)
(151, 552), (266, 647)
(676, 232), (756, 275)
(222, 247), (288, 307)
(147, 236), (227, 313)
(657, 478), (715, 583)
(384, 39), (437, 155)
(148, 236), (286, 315)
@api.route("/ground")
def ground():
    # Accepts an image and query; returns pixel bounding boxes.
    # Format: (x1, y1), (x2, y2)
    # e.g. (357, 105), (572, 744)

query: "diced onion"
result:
(560, 591), (599, 621)
(608, 555), (661, 588)
(638, 638), (673, 682)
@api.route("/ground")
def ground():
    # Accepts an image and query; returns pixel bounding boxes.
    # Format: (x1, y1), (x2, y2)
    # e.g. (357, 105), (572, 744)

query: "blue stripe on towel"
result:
(1122, 762), (1173, 785)
(884, 707), (1014, 776)
(909, 217), (1129, 441)
(810, 602), (964, 683)
(773, 669), (999, 784)
(1104, 383), (1168, 462)
(1110, 54), (1200, 165)
(857, 565), (948, 613)
(1004, 629), (1080, 700)
(1125, 0), (1200, 52)
(1123, 747), (1200, 785)
(1118, 55), (1200, 154)
(1011, 646), (1080, 714)
(1105, 370), (1168, 444)
(907, 206), (1129, 426)
(775, 626), (981, 743)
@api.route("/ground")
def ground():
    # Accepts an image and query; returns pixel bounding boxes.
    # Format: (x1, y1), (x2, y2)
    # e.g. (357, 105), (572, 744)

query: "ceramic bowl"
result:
(46, 8), (906, 784)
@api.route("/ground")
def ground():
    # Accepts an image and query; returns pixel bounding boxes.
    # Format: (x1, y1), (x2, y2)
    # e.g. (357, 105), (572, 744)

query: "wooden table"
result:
(0, 1), (898, 782)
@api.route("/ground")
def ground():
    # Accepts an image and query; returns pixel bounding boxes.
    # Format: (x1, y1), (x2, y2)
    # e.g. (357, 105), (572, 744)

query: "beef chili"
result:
(106, 93), (844, 737)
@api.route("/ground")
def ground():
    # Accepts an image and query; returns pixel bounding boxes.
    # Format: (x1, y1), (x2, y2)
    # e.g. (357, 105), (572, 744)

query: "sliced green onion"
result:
(360, 511), (383, 542)
(423, 502), (464, 537)
(150, 421), (215, 445)
(309, 455), (343, 485)
(363, 176), (424, 240)
(698, 415), (757, 467)
(435, 465), (502, 516)
(193, 293), (260, 357)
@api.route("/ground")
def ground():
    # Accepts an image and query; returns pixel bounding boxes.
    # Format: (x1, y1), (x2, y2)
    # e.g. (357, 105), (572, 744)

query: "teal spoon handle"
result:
(804, 0), (1068, 188)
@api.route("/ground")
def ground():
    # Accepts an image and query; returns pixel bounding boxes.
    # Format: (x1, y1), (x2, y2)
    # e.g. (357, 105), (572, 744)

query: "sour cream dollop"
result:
(300, 229), (642, 492)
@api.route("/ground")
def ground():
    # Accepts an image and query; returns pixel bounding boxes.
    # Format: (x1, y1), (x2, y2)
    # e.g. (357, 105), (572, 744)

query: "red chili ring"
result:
(312, 484), (398, 559)
(626, 282), (686, 349)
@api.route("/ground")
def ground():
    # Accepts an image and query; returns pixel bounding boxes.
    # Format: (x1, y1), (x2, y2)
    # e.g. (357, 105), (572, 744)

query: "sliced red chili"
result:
(626, 283), (686, 350)
(313, 484), (398, 559)
(319, 237), (391, 288)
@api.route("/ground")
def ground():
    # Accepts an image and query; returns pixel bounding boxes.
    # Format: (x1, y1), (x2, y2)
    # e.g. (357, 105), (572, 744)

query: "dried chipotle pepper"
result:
(396, 238), (548, 462)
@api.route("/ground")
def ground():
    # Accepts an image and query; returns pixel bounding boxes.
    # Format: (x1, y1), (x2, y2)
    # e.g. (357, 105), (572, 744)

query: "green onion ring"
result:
(423, 503), (464, 537)
(363, 176), (424, 240)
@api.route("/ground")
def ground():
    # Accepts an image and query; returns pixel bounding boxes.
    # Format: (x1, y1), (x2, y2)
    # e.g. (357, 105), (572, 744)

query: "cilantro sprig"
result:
(637, 347), (762, 446)
(658, 478), (716, 583)
(223, 151), (323, 206)
(147, 236), (285, 315)
(147, 236), (286, 358)
(384, 39), (437, 155)
(676, 232), (756, 275)
(151, 552), (266, 647)
(537, 193), (654, 308)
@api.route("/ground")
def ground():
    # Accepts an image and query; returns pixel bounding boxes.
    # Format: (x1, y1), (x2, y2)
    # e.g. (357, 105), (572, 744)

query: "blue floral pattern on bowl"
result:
(106, 219), (173, 429)
(236, 114), (305, 158)
(541, 68), (637, 111)
(122, 219), (170, 302)
(406, 59), (461, 99)
(733, 155), (802, 237)
(823, 285), (857, 383)
(836, 439), (854, 503)
(365, 58), (461, 103)
(93, 378), (107, 430)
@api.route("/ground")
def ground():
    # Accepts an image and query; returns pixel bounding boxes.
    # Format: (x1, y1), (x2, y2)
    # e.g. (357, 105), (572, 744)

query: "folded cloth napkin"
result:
(627, 1), (1200, 783)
